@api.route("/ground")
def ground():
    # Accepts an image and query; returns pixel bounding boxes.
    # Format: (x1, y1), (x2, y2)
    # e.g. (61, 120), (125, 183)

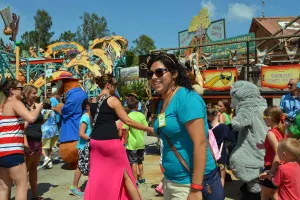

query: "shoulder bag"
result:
(78, 94), (110, 175)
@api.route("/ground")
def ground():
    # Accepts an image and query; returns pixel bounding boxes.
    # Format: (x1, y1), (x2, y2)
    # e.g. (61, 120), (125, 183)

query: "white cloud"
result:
(227, 3), (259, 21)
(201, 0), (216, 19)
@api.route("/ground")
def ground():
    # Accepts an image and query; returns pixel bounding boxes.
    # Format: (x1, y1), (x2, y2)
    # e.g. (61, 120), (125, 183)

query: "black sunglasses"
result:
(287, 83), (295, 87)
(14, 87), (23, 91)
(147, 68), (169, 80)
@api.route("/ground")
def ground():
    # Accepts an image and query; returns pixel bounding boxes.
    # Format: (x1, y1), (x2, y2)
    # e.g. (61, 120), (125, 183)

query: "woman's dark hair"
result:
(95, 74), (115, 89)
(147, 52), (193, 90)
(219, 99), (232, 115)
(0, 79), (21, 107)
(0, 78), (21, 97)
(81, 98), (90, 114)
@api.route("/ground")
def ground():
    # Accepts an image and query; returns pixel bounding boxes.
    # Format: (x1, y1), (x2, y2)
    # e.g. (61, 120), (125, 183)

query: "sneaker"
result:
(138, 178), (146, 184)
(46, 161), (53, 169)
(155, 186), (164, 195)
(41, 157), (51, 168)
(69, 187), (84, 197)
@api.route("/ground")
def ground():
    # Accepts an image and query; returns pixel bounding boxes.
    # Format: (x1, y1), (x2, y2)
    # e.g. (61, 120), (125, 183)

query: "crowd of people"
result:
(0, 52), (299, 200)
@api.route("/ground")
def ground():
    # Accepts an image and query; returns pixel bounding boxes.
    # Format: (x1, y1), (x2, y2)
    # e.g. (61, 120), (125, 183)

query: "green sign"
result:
(203, 33), (255, 59)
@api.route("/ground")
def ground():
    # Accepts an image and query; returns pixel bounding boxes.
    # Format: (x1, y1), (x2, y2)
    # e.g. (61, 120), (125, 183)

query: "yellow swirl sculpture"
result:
(188, 7), (211, 32)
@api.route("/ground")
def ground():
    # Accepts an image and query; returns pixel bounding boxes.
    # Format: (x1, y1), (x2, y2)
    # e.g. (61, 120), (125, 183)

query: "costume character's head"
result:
(51, 71), (87, 169)
(229, 81), (267, 193)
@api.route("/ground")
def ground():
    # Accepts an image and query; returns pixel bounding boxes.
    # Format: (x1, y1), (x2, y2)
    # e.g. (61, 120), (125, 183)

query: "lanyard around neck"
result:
(160, 86), (180, 113)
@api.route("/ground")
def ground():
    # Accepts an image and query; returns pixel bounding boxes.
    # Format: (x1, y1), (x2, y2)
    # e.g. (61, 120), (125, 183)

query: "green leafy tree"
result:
(20, 9), (54, 50)
(20, 31), (38, 51)
(34, 9), (54, 48)
(131, 34), (156, 55)
(58, 31), (76, 42)
(76, 12), (110, 48)
(126, 50), (139, 67)
(118, 81), (148, 101)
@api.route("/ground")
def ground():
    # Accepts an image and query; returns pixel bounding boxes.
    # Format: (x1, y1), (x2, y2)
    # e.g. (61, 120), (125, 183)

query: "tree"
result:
(20, 9), (54, 50)
(34, 9), (54, 48)
(58, 31), (76, 42)
(118, 81), (148, 101)
(126, 50), (139, 67)
(20, 31), (38, 51)
(131, 35), (156, 55)
(76, 12), (110, 48)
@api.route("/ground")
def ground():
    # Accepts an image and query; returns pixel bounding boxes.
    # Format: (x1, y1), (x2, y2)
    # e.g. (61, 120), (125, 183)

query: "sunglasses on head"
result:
(147, 68), (169, 80)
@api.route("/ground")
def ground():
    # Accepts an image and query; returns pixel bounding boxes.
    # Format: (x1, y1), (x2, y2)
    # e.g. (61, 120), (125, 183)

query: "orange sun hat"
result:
(51, 71), (79, 82)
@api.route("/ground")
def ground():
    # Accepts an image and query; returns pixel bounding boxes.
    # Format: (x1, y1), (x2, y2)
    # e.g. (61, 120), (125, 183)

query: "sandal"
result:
(31, 197), (45, 200)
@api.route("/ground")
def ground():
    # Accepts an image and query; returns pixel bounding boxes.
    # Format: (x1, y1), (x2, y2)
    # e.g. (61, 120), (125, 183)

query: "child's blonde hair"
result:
(278, 138), (300, 160)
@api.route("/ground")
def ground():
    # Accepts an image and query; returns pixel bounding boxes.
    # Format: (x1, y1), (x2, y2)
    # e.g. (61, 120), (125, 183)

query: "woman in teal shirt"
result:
(147, 52), (224, 200)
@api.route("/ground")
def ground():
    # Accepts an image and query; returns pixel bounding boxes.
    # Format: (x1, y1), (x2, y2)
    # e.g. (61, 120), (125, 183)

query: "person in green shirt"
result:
(123, 96), (148, 186)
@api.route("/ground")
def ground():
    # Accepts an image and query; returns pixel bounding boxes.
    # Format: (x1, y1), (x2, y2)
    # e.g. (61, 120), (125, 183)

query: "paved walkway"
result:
(10, 136), (242, 199)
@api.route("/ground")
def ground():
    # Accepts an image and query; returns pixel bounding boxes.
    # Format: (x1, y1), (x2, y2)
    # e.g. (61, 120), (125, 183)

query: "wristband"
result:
(191, 183), (203, 190)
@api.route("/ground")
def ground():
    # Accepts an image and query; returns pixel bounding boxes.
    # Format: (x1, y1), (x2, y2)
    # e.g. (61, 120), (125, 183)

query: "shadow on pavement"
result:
(61, 163), (76, 170)
(11, 183), (58, 200)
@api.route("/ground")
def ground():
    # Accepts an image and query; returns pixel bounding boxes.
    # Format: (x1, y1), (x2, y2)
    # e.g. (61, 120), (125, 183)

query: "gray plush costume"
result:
(229, 81), (268, 193)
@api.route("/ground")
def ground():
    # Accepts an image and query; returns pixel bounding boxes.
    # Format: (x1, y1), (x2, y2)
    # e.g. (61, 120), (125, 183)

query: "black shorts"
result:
(126, 149), (144, 164)
(0, 154), (25, 168)
(259, 167), (277, 189)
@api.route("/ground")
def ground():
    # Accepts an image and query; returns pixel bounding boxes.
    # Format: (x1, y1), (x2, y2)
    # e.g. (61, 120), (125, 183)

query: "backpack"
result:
(208, 124), (224, 161)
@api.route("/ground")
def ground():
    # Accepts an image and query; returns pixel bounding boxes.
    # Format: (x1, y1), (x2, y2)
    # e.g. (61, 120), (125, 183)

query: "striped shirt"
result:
(0, 112), (25, 157)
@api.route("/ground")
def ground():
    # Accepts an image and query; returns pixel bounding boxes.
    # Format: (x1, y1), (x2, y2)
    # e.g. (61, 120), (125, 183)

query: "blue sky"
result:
(1, 0), (299, 49)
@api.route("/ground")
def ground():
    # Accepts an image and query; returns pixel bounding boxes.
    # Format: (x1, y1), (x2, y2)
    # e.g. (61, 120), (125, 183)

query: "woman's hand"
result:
(187, 190), (203, 200)
(24, 145), (32, 155)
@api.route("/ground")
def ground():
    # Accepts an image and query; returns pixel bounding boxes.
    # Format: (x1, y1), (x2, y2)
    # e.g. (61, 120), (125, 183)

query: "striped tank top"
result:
(0, 103), (25, 157)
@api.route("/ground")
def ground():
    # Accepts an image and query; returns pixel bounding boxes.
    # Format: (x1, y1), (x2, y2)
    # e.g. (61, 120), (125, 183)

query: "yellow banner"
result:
(203, 69), (238, 91)
(261, 65), (300, 89)
(45, 42), (85, 56)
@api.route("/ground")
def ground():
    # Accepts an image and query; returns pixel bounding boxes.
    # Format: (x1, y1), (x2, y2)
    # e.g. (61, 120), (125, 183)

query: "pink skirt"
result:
(84, 139), (138, 200)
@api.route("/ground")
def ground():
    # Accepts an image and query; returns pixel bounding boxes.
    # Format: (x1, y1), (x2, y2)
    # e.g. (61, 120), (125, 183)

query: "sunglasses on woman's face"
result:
(14, 87), (23, 91)
(147, 68), (169, 80)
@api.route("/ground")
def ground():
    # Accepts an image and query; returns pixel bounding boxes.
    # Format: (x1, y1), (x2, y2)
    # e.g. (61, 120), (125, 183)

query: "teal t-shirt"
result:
(153, 87), (216, 184)
(123, 111), (148, 150)
(76, 114), (92, 150)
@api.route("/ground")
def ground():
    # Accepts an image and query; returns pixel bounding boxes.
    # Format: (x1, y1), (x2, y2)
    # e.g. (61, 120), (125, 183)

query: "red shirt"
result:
(264, 128), (286, 167)
(272, 162), (300, 200)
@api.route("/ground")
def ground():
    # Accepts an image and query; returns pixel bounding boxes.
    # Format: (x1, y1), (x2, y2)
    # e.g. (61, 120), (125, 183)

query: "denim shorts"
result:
(0, 154), (25, 168)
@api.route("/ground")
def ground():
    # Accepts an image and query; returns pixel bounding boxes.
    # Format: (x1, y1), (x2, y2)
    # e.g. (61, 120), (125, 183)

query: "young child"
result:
(260, 138), (300, 200)
(41, 100), (59, 169)
(69, 98), (91, 197)
(207, 107), (231, 188)
(123, 96), (148, 186)
(258, 106), (286, 200)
